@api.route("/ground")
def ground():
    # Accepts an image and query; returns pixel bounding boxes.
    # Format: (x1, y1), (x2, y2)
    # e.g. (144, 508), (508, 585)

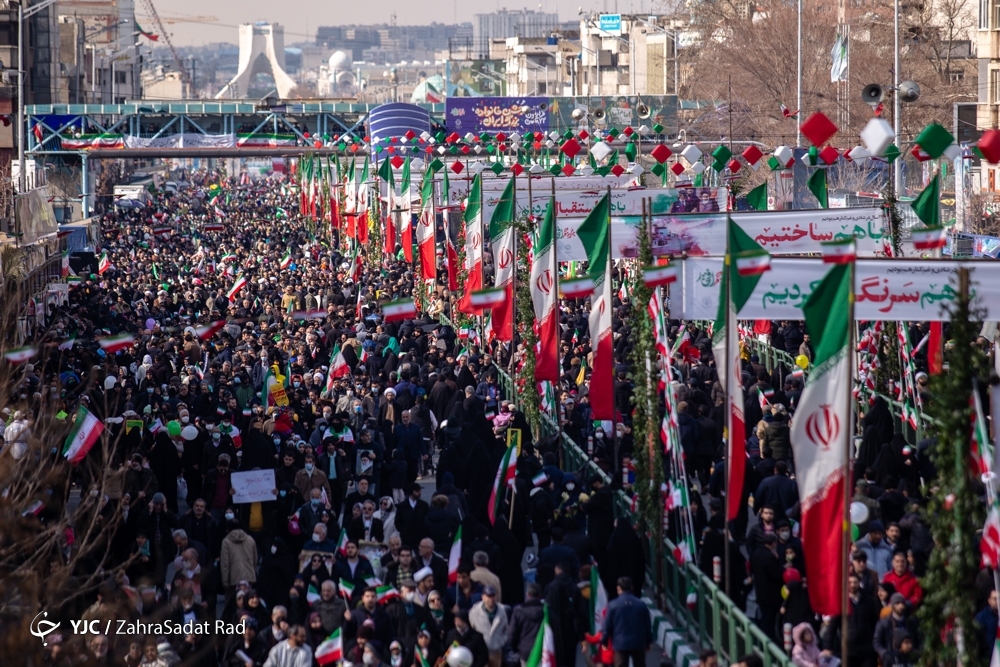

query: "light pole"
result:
(796, 0), (802, 147)
(893, 0), (902, 194)
(16, 0), (58, 197)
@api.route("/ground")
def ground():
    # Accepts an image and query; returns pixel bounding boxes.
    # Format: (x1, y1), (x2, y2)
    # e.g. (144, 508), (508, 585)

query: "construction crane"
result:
(137, 0), (194, 90)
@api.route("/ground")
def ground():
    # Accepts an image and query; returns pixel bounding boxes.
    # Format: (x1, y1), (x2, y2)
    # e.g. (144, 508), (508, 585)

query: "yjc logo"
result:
(30, 611), (61, 646)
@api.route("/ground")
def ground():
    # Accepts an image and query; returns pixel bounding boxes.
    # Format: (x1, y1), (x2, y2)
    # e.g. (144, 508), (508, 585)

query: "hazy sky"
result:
(149, 0), (664, 46)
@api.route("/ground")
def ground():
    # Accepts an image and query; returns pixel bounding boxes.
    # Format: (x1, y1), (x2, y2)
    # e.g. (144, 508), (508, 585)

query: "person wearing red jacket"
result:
(881, 551), (923, 607)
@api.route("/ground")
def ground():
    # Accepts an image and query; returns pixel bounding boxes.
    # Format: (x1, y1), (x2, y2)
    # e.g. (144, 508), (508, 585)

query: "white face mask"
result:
(312, 532), (322, 543)
(271, 545), (278, 554)
(225, 512), (235, 521)
(403, 591), (415, 602)
(181, 416), (190, 424)
(363, 653), (376, 665)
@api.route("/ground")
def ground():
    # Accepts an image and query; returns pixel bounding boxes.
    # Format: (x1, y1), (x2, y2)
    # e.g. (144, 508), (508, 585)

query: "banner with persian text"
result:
(675, 258), (1000, 321)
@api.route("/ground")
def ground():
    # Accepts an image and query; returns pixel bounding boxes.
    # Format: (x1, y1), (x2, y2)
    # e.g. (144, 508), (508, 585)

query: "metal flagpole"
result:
(607, 185), (618, 475)
(841, 256), (856, 667)
(723, 220), (733, 600)
(509, 172), (518, 377)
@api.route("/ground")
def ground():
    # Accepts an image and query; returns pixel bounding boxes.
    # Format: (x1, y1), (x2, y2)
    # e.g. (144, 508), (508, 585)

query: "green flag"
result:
(745, 182), (768, 212)
(808, 169), (828, 209)
(911, 174), (940, 227)
(377, 157), (392, 182)
(576, 193), (611, 275)
(488, 178), (516, 241)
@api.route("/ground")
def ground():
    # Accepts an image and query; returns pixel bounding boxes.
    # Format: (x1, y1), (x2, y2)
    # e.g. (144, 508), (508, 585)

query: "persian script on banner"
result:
(677, 258), (1000, 321)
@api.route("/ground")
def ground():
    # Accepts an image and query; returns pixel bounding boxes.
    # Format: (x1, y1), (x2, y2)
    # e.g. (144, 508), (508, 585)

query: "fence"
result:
(494, 366), (793, 667)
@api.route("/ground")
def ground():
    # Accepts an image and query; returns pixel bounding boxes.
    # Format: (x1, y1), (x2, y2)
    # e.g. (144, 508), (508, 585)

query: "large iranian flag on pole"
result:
(399, 159), (414, 262)
(789, 261), (852, 617)
(63, 405), (104, 464)
(356, 158), (370, 244)
(383, 159), (397, 258)
(525, 604), (556, 667)
(532, 197), (560, 382)
(577, 193), (614, 420)
(489, 178), (516, 342)
(344, 159), (357, 239)
(488, 443), (517, 525)
(712, 219), (771, 520)
(418, 174), (437, 281)
(457, 174), (484, 314)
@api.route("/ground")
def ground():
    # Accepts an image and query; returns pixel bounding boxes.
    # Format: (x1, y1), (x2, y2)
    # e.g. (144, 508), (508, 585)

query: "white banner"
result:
(124, 133), (237, 149)
(231, 469), (277, 503)
(675, 258), (1000, 321)
(447, 173), (634, 202)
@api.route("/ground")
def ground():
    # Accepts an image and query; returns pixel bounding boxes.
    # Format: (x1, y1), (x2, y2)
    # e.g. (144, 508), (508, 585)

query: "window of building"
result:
(992, 69), (1000, 103)
(983, 0), (991, 29)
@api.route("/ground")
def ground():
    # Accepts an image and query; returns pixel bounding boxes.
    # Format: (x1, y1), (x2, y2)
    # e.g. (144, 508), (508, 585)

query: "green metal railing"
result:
(743, 337), (797, 372)
(492, 365), (793, 667)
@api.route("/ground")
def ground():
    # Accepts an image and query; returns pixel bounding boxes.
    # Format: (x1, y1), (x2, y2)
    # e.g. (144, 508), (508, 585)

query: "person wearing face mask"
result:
(297, 488), (331, 537)
(361, 641), (387, 667)
(385, 579), (434, 649)
(294, 452), (332, 502)
(303, 522), (338, 553)
(443, 610), (489, 667)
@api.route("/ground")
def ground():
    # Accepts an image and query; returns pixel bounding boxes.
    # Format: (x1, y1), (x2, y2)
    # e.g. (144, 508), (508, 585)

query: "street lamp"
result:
(15, 0), (58, 196)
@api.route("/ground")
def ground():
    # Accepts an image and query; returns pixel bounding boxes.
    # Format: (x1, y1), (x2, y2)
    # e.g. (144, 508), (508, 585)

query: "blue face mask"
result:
(311, 498), (321, 507)
(305, 463), (314, 473)
(280, 490), (287, 497)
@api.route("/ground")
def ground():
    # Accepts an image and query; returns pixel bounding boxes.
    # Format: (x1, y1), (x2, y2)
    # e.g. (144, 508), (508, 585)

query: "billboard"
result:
(445, 95), (678, 134)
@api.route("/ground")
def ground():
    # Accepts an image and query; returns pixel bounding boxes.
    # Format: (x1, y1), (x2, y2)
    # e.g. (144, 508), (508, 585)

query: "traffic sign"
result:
(598, 14), (622, 35)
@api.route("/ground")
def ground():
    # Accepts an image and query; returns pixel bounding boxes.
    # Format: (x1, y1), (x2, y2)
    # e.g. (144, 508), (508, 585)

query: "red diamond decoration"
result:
(450, 161), (464, 174)
(670, 162), (686, 176)
(578, 129), (590, 141)
(610, 164), (625, 177)
(728, 158), (742, 173)
(533, 141), (542, 151)
(979, 129), (1000, 163)
(623, 126), (634, 137)
(495, 132), (506, 143)
(425, 146), (434, 154)
(390, 156), (405, 168)
(404, 129), (416, 141)
(799, 112), (838, 147)
(561, 163), (576, 177)
(461, 145), (471, 154)
(386, 146), (395, 153)
(389, 137), (397, 144)
(364, 135), (371, 142)
(911, 145), (932, 162)
(650, 144), (673, 164)
(741, 145), (764, 165)
(511, 163), (524, 176)
(819, 145), (840, 165)
(534, 132), (544, 141)
(560, 138), (581, 159)
(446, 132), (460, 144)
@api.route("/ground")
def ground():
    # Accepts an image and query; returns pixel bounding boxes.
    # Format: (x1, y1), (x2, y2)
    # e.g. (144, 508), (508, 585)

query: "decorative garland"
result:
(514, 218), (541, 439)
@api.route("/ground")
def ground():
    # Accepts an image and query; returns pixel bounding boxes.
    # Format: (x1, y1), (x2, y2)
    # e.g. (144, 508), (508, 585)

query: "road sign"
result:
(598, 14), (622, 35)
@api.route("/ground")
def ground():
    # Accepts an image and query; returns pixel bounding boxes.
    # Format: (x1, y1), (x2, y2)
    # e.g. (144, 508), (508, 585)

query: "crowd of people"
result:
(3, 170), (650, 667)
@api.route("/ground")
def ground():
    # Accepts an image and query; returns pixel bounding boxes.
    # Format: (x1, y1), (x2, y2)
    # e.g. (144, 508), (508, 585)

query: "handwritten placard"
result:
(231, 469), (277, 504)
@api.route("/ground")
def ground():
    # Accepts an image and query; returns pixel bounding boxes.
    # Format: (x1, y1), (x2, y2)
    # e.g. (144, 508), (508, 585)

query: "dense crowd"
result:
(3, 170), (651, 667)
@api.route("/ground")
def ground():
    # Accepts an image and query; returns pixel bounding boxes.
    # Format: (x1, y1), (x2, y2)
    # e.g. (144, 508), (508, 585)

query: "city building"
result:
(494, 35), (580, 97)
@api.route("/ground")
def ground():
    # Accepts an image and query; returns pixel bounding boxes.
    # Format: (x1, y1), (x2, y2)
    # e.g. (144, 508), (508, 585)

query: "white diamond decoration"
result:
(548, 131), (560, 141)
(638, 124), (651, 135)
(544, 140), (554, 148)
(848, 145), (871, 161)
(469, 161), (486, 174)
(420, 131), (431, 141)
(590, 141), (613, 162)
(410, 158), (425, 171)
(464, 132), (477, 143)
(773, 145), (794, 167)
(943, 143), (961, 161)
(860, 118), (895, 157)
(680, 144), (703, 163)
(529, 164), (545, 174)
(690, 162), (706, 174)
(577, 164), (594, 176)
(628, 163), (645, 175)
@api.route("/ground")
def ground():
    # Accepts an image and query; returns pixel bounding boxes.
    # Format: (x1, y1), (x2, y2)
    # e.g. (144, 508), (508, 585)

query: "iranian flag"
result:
(325, 345), (351, 395)
(561, 276), (595, 299)
(203, 222), (224, 232)
(713, 219), (771, 521)
(61, 249), (69, 277)
(63, 405), (104, 464)
(531, 198), (560, 382)
(789, 261), (852, 617)
(336, 527), (349, 556)
(642, 263), (678, 288)
(577, 193), (614, 420)
(227, 275), (247, 301)
(99, 333), (135, 353)
(356, 158), (370, 244)
(383, 298), (417, 323)
(470, 288), (507, 309)
(315, 628), (343, 666)
(339, 579), (355, 600)
(448, 525), (463, 584)
(344, 159), (357, 238)
(489, 178), (517, 342)
(488, 443), (517, 525)
(98, 251), (110, 274)
(307, 584), (321, 604)
(279, 249), (292, 270)
(821, 238), (856, 264)
(525, 604), (556, 667)
(376, 585), (400, 603)
(911, 225), (948, 251)
(457, 174), (484, 314)
(418, 174), (437, 281)
(4, 346), (37, 363)
(194, 320), (226, 341)
(383, 159), (397, 257)
(399, 158), (414, 262)
(734, 250), (771, 276)
(589, 562), (608, 634)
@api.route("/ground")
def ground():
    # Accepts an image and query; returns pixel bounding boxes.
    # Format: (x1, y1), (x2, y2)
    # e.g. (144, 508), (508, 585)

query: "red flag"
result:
(928, 321), (943, 374)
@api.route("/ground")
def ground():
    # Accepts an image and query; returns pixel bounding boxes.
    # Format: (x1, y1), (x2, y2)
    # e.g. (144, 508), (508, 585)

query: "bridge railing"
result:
(490, 363), (793, 667)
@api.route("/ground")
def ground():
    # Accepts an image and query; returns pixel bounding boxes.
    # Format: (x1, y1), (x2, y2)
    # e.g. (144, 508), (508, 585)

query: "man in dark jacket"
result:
(603, 577), (653, 667)
(975, 589), (999, 664)
(396, 483), (430, 548)
(676, 402), (699, 462)
(749, 533), (785, 642)
(394, 410), (424, 486)
(545, 562), (588, 667)
(509, 584), (545, 663)
(843, 571), (880, 667)
(753, 462), (799, 518)
(580, 477), (614, 554)
(873, 593), (920, 665)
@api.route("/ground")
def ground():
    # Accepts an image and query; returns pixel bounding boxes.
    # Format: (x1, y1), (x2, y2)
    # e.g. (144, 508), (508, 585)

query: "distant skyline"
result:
(150, 0), (664, 46)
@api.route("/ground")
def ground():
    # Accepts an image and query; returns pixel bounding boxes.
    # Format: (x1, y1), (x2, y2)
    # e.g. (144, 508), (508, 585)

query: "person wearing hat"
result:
(468, 585), (508, 667)
(855, 519), (893, 580)
(443, 609), (489, 667)
(386, 579), (434, 648)
(873, 592), (920, 666)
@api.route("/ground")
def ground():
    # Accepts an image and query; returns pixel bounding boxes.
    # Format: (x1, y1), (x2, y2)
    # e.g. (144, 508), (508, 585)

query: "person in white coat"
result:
(469, 586), (509, 667)
(263, 624), (312, 667)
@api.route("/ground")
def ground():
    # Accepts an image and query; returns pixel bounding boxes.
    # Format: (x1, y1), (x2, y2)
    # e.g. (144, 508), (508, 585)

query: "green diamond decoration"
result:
(596, 166), (610, 176)
(449, 146), (460, 155)
(549, 163), (562, 176)
(607, 127), (620, 139)
(435, 131), (446, 142)
(767, 155), (781, 170)
(490, 162), (505, 175)
(373, 145), (384, 153)
(712, 145), (732, 163)
(652, 123), (664, 134)
(884, 144), (901, 164)
(624, 141), (637, 161)
(335, 143), (346, 151)
(523, 131), (534, 142)
(485, 145), (496, 154)
(563, 129), (575, 140)
(915, 122), (954, 159)
(712, 158), (727, 173)
(650, 163), (666, 177)
(429, 158), (444, 172)
(480, 132), (492, 142)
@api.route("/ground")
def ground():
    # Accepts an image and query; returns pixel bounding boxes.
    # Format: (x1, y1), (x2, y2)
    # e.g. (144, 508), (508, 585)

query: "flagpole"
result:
(723, 219), (733, 601)
(479, 173), (486, 358)
(841, 257), (856, 667)
(509, 172), (518, 378)
(607, 185), (618, 474)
